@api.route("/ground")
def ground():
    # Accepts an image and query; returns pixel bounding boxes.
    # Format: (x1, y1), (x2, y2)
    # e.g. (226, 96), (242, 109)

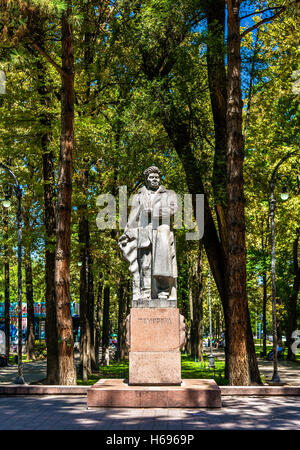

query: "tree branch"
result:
(240, 6), (285, 21)
(241, 7), (286, 38)
(26, 36), (65, 77)
(243, 25), (261, 139)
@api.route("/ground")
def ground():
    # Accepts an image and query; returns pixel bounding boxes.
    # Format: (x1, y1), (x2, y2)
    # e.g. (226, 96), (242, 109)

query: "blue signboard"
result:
(0, 302), (79, 318)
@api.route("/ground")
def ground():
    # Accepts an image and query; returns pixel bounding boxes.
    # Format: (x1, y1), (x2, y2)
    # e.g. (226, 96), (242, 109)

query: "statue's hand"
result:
(119, 229), (138, 248)
(118, 233), (129, 247)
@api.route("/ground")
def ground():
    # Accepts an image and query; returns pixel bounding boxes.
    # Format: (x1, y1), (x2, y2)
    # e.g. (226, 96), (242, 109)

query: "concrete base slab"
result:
(87, 379), (222, 408)
(220, 385), (300, 395)
(0, 385), (89, 395)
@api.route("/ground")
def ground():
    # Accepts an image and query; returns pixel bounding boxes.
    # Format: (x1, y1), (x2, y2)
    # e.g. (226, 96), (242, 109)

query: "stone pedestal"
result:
(87, 379), (222, 408)
(127, 308), (183, 385)
(86, 307), (222, 408)
(129, 352), (181, 385)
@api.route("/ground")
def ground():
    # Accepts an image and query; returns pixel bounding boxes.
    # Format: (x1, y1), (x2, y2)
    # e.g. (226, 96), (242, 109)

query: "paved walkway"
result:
(0, 354), (81, 385)
(0, 359), (48, 385)
(212, 349), (300, 385)
(1, 353), (300, 431)
(257, 358), (300, 385)
(0, 395), (299, 430)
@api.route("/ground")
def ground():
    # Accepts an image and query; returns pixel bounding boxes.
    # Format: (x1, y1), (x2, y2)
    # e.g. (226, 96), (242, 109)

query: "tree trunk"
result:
(43, 147), (59, 383)
(25, 248), (35, 361)
(116, 281), (129, 361)
(226, 0), (251, 385)
(262, 272), (268, 357)
(43, 147), (59, 384)
(190, 241), (204, 361)
(95, 282), (102, 367)
(78, 168), (91, 381)
(77, 165), (97, 377)
(55, 3), (76, 385)
(101, 286), (110, 366)
(286, 230), (299, 360)
(246, 303), (262, 383)
(277, 297), (283, 347)
(185, 328), (191, 355)
(88, 257), (97, 371)
(79, 217), (90, 381)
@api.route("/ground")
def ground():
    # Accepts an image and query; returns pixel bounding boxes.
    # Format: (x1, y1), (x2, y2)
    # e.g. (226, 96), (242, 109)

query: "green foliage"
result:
(0, 1), (298, 359)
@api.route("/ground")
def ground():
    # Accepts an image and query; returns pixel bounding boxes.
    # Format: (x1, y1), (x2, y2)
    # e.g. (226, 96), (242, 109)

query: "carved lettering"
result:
(137, 317), (172, 324)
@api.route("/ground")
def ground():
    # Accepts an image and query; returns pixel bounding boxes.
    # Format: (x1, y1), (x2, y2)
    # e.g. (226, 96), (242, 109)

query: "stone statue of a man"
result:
(119, 166), (178, 307)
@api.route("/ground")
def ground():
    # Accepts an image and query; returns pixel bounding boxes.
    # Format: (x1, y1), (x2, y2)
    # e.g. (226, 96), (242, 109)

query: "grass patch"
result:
(77, 352), (229, 386)
(181, 353), (228, 385)
(77, 360), (129, 386)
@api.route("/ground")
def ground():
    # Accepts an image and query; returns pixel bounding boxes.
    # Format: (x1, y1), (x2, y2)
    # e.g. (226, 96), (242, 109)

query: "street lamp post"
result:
(269, 149), (299, 383)
(0, 163), (25, 384)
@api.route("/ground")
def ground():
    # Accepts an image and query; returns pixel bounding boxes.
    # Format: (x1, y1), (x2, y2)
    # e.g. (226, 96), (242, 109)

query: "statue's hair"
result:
(143, 166), (161, 180)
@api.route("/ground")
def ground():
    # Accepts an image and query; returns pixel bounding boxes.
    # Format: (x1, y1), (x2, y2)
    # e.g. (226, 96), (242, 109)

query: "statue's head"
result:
(143, 166), (161, 190)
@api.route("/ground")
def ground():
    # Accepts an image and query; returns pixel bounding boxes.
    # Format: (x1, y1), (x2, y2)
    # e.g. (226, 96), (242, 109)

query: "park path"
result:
(212, 349), (300, 385)
(0, 358), (49, 385)
(0, 354), (81, 385)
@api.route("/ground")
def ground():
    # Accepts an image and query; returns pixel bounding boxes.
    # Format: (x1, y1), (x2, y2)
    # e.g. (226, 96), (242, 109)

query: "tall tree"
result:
(101, 285), (110, 366)
(95, 280), (103, 367)
(189, 241), (204, 361)
(226, 0), (250, 385)
(116, 280), (129, 361)
(78, 168), (92, 380)
(54, 1), (76, 384)
(42, 121), (59, 384)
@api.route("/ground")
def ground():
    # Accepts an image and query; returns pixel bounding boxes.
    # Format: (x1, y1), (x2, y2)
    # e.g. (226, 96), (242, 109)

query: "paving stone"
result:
(0, 395), (300, 430)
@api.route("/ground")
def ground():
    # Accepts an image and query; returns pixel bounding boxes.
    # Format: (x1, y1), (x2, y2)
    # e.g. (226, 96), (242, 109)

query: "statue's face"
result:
(146, 172), (160, 190)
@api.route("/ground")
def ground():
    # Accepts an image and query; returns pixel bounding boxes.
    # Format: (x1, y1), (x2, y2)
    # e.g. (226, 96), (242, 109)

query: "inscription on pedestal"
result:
(138, 317), (172, 324)
(128, 308), (180, 352)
